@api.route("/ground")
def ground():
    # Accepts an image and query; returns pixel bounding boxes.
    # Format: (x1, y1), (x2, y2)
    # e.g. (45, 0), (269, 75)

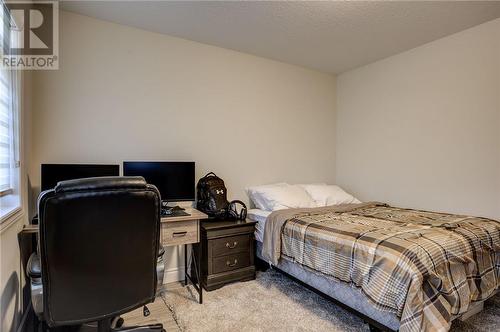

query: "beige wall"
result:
(336, 18), (500, 219)
(1, 221), (23, 332)
(30, 11), (336, 201)
(29, 11), (336, 281)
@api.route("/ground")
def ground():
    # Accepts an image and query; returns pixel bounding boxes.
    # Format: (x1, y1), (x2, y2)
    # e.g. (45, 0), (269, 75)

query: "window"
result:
(0, 1), (21, 222)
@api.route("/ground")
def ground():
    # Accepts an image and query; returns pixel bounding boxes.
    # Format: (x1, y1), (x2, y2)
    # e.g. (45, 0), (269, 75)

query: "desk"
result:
(161, 208), (207, 304)
(20, 208), (208, 305)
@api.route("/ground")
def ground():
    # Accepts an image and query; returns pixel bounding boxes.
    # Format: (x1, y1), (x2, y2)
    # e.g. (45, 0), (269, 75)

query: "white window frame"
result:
(0, 0), (24, 228)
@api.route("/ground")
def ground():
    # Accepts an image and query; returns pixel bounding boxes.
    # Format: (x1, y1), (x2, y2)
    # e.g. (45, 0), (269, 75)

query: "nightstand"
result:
(193, 219), (257, 291)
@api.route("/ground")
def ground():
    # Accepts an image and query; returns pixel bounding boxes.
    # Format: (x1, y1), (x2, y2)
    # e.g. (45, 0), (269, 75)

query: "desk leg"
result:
(197, 241), (203, 304)
(184, 244), (188, 286)
(184, 242), (203, 304)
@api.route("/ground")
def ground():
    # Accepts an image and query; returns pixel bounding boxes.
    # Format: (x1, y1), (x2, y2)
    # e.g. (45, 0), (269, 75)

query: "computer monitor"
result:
(41, 164), (120, 191)
(123, 161), (195, 202)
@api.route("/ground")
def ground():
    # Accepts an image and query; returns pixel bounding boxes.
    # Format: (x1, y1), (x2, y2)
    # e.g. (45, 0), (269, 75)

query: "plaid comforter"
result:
(261, 203), (500, 332)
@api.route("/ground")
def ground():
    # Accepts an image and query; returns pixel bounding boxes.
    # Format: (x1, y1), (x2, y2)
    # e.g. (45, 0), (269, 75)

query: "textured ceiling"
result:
(61, 1), (500, 74)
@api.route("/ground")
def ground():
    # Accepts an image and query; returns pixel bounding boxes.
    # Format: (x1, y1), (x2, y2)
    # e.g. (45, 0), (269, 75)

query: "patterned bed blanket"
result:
(261, 203), (500, 332)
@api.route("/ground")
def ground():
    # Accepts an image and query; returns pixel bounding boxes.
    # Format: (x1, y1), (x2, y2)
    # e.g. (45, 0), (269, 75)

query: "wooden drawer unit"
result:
(213, 252), (251, 274)
(193, 219), (257, 291)
(161, 220), (199, 246)
(212, 234), (251, 257)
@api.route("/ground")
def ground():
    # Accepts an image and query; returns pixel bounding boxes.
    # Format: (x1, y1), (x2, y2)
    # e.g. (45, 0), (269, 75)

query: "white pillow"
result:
(299, 184), (361, 207)
(246, 183), (316, 211)
(246, 183), (288, 210)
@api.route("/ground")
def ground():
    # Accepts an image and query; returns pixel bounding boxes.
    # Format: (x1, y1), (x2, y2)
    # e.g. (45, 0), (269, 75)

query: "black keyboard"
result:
(161, 209), (190, 217)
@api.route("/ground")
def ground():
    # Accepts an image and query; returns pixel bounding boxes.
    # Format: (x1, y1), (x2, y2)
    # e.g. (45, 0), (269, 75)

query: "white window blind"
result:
(0, 67), (16, 193)
(0, 0), (21, 221)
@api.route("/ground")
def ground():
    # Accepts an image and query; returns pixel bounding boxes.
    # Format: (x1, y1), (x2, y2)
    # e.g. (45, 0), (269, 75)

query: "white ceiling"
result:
(61, 1), (500, 74)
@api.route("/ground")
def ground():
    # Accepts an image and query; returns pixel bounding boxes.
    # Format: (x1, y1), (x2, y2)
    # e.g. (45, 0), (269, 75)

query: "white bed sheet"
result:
(247, 208), (271, 243)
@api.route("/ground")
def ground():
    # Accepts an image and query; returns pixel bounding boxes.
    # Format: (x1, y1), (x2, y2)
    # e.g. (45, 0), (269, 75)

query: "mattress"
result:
(247, 208), (271, 243)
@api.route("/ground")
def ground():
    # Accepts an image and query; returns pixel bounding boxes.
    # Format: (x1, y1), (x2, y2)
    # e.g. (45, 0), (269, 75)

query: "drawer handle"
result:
(173, 231), (187, 237)
(226, 259), (238, 267)
(225, 241), (238, 249)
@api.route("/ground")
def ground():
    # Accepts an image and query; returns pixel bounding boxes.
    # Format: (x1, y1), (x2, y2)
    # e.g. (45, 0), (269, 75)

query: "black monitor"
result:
(123, 161), (195, 202)
(41, 164), (120, 191)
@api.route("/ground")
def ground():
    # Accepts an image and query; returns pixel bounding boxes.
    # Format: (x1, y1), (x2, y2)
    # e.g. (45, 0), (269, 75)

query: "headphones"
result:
(227, 200), (247, 221)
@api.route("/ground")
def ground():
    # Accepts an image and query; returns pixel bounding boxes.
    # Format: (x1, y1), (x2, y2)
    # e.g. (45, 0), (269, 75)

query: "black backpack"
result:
(197, 172), (247, 220)
(197, 172), (229, 219)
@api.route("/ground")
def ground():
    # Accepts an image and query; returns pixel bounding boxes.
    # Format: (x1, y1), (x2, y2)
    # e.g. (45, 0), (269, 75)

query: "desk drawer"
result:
(212, 252), (250, 274)
(161, 220), (198, 246)
(212, 234), (251, 257)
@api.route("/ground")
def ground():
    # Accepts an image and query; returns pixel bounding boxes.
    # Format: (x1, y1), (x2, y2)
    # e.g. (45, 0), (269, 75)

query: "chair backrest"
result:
(37, 176), (161, 327)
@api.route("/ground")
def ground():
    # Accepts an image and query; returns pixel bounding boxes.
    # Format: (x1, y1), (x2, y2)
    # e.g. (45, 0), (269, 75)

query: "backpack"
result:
(197, 172), (247, 220)
(196, 172), (229, 219)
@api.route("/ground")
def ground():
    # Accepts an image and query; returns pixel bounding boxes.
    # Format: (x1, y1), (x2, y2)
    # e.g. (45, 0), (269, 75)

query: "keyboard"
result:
(161, 209), (190, 217)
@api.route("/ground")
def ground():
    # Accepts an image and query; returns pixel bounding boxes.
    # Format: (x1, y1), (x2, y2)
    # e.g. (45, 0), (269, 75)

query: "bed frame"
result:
(254, 256), (394, 332)
(255, 251), (496, 332)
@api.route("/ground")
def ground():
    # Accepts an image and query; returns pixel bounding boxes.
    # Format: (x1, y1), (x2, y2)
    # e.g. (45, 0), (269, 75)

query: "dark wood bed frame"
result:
(254, 256), (396, 332)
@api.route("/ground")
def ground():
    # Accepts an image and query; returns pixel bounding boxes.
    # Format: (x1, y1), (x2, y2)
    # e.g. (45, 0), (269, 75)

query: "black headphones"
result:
(227, 200), (247, 221)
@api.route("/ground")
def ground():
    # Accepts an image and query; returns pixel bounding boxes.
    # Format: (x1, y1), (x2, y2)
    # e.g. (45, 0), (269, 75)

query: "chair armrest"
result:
(27, 253), (41, 279)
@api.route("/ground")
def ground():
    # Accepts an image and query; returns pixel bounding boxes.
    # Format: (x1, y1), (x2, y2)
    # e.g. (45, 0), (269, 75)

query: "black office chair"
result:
(26, 177), (165, 331)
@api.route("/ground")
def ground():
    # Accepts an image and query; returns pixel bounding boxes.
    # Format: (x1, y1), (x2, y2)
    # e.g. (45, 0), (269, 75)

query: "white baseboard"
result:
(163, 266), (186, 284)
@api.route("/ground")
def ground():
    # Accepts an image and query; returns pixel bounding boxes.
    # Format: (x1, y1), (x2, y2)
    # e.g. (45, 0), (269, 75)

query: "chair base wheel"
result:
(111, 317), (124, 329)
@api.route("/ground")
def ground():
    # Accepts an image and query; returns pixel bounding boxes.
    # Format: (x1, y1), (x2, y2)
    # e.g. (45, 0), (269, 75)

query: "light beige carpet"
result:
(161, 270), (368, 332)
(162, 270), (500, 332)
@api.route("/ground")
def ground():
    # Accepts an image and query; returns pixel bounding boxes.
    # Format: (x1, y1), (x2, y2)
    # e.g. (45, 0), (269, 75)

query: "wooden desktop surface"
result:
(160, 207), (208, 223)
(24, 208), (208, 229)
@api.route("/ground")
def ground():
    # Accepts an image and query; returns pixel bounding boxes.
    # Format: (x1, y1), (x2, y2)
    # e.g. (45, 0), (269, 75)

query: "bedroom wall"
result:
(29, 11), (337, 282)
(1, 221), (23, 332)
(336, 18), (500, 219)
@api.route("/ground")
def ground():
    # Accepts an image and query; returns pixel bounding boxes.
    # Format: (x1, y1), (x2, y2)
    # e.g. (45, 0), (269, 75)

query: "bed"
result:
(248, 203), (500, 332)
